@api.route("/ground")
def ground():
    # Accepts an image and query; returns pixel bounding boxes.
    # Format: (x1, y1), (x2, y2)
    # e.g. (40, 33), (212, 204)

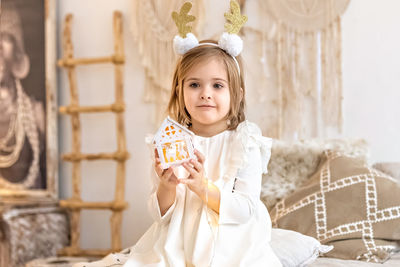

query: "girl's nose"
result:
(200, 95), (211, 100)
(200, 87), (212, 100)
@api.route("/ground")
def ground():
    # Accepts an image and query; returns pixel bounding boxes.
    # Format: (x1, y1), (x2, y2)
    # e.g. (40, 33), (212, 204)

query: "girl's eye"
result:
(214, 83), (223, 89)
(189, 83), (199, 88)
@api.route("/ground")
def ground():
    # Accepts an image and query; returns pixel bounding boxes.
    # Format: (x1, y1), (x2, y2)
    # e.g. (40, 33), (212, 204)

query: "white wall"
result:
(342, 0), (400, 163)
(57, 0), (400, 249)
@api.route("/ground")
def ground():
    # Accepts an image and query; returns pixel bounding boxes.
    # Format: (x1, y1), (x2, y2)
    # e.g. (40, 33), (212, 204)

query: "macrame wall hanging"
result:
(244, 0), (350, 140)
(131, 0), (204, 124)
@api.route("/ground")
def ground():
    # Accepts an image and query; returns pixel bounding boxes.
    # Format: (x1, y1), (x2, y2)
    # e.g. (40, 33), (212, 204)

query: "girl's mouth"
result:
(197, 105), (215, 108)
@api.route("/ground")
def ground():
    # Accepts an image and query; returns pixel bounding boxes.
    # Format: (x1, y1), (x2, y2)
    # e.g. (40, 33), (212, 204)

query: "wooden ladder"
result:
(57, 11), (129, 257)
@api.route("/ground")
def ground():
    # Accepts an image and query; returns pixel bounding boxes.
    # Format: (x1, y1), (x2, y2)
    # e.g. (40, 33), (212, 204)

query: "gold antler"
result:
(172, 2), (196, 38)
(224, 0), (247, 34)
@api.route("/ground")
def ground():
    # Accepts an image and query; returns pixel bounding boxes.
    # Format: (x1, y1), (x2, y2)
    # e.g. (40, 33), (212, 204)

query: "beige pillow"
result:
(270, 150), (400, 263)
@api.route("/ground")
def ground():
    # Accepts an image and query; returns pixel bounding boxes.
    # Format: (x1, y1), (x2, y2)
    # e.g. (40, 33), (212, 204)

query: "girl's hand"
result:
(180, 150), (207, 196)
(180, 150), (220, 214)
(154, 150), (179, 191)
(154, 149), (179, 216)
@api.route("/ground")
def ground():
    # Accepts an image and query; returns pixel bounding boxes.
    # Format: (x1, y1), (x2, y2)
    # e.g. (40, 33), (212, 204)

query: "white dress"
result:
(74, 121), (282, 267)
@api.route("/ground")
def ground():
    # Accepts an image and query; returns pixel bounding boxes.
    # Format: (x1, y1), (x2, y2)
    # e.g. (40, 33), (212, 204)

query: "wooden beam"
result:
(59, 103), (125, 114)
(58, 247), (113, 257)
(59, 200), (128, 210)
(62, 151), (129, 162)
(57, 55), (125, 67)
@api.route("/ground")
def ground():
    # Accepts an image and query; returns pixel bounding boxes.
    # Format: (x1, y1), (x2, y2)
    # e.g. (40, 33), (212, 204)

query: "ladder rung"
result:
(59, 103), (124, 114)
(62, 151), (129, 162)
(57, 55), (125, 67)
(58, 247), (113, 257)
(59, 200), (128, 210)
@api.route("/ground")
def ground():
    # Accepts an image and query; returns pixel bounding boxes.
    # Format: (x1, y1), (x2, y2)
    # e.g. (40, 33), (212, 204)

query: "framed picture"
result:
(0, 0), (58, 203)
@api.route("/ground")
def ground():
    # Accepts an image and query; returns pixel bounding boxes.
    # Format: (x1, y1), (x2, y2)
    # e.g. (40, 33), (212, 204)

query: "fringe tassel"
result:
(321, 18), (342, 135)
(294, 30), (302, 138)
(276, 21), (283, 139)
(321, 27), (328, 137)
(310, 32), (318, 134)
(336, 17), (343, 133)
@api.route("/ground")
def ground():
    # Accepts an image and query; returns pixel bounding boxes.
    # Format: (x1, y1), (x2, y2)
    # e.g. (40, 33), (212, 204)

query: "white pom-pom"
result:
(173, 33), (199, 55)
(218, 32), (243, 57)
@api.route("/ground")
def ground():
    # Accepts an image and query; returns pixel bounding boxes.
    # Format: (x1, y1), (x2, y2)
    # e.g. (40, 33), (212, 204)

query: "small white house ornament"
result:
(153, 117), (196, 170)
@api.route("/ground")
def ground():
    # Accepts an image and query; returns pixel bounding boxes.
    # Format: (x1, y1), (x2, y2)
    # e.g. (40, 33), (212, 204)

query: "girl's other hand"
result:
(154, 149), (179, 191)
(180, 150), (207, 196)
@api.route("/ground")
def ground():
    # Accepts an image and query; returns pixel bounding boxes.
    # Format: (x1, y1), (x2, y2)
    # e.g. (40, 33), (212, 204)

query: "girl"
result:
(74, 2), (282, 266)
(74, 42), (282, 267)
(133, 41), (283, 267)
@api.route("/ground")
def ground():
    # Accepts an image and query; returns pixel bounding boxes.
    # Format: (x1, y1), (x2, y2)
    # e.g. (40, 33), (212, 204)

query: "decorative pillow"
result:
(262, 139), (369, 209)
(270, 228), (333, 267)
(270, 150), (400, 263)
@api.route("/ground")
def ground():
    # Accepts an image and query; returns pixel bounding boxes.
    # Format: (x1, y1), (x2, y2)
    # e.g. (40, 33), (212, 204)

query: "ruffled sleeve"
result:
(222, 121), (272, 180)
(217, 121), (273, 225)
(243, 122), (273, 174)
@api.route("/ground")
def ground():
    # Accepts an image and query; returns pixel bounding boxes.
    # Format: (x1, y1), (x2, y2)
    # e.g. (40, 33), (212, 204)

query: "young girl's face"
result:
(183, 58), (230, 134)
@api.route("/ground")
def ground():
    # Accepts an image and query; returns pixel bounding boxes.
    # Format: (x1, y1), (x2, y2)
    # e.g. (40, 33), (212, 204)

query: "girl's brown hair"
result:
(167, 40), (246, 130)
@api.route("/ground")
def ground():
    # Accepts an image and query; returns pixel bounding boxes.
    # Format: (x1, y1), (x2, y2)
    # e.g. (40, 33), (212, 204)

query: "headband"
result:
(172, 1), (247, 74)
